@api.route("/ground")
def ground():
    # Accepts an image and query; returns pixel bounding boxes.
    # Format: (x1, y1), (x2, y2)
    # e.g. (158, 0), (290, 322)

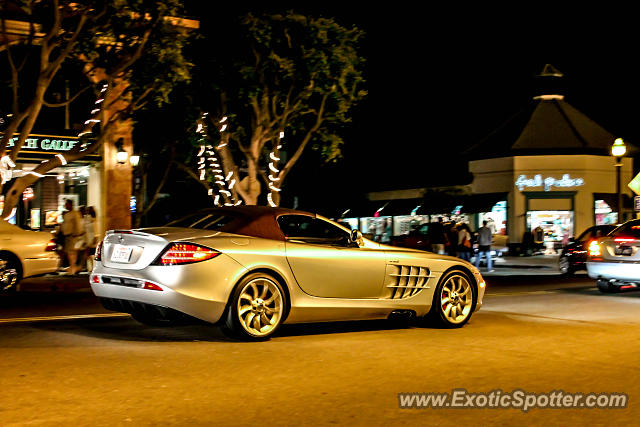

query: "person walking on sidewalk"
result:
(475, 220), (494, 272)
(457, 223), (473, 262)
(61, 199), (85, 275)
(428, 217), (448, 255)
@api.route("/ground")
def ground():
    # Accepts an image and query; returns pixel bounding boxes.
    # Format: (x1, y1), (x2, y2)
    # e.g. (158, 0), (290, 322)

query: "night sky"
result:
(216, 5), (640, 212)
(140, 4), (640, 216)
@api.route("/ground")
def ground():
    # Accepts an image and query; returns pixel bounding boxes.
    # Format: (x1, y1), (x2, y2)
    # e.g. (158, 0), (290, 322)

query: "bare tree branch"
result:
(43, 84), (91, 107)
(278, 93), (329, 183)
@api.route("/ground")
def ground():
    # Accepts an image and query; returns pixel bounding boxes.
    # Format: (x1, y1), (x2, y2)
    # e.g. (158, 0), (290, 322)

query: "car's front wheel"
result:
(222, 273), (286, 341)
(558, 255), (573, 276)
(427, 269), (476, 328)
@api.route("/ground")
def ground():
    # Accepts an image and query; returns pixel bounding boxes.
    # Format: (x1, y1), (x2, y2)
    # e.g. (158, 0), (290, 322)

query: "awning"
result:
(593, 193), (634, 211)
(415, 194), (461, 215)
(376, 198), (424, 217)
(459, 192), (508, 214)
(328, 200), (390, 219)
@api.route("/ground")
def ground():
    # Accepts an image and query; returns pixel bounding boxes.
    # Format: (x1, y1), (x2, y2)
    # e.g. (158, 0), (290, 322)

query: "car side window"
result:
(576, 228), (593, 242)
(277, 215), (350, 246)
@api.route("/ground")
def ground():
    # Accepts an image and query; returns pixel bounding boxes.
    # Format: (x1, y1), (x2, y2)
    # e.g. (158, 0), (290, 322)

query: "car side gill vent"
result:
(385, 265), (432, 299)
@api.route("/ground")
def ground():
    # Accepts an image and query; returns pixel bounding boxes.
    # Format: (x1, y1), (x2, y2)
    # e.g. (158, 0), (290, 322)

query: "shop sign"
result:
(515, 174), (585, 192)
(6, 135), (78, 153)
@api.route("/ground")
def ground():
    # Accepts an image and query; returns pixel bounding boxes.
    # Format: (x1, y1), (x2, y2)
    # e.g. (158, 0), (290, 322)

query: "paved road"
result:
(2, 273), (640, 425)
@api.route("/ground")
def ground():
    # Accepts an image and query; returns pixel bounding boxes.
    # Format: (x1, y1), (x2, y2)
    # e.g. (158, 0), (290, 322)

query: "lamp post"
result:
(612, 138), (627, 223)
(114, 138), (129, 165)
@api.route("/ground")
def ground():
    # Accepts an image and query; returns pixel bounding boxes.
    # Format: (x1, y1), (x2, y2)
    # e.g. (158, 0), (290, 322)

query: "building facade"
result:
(470, 155), (633, 246)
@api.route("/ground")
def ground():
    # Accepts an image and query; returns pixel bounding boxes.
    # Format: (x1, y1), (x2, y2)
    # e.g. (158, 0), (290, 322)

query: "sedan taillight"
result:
(45, 239), (57, 251)
(152, 243), (220, 266)
(95, 241), (103, 261)
(588, 240), (601, 257)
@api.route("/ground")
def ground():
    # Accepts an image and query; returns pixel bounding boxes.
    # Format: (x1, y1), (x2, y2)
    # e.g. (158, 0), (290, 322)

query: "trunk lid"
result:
(101, 227), (230, 270)
(597, 236), (640, 262)
(102, 229), (170, 270)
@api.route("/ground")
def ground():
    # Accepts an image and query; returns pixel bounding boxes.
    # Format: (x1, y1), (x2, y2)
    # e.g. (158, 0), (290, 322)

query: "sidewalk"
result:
(479, 254), (561, 276)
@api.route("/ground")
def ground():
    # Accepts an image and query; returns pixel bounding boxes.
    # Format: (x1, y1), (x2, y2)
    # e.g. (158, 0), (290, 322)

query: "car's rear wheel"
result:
(558, 255), (573, 276)
(426, 269), (476, 328)
(222, 273), (286, 341)
(597, 279), (621, 293)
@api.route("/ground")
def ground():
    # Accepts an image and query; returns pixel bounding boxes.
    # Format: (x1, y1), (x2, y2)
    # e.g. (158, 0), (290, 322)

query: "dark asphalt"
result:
(1, 272), (639, 425)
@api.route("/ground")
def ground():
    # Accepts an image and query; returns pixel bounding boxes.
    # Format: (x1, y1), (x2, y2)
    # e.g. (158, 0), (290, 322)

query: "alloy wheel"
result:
(440, 274), (473, 324)
(558, 256), (570, 274)
(236, 277), (284, 337)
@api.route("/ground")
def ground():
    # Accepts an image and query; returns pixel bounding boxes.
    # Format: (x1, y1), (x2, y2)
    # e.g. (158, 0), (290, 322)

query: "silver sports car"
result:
(587, 219), (640, 293)
(90, 206), (486, 340)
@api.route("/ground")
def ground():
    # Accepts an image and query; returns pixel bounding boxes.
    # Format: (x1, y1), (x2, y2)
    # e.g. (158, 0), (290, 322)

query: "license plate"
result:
(111, 244), (134, 263)
(615, 246), (633, 256)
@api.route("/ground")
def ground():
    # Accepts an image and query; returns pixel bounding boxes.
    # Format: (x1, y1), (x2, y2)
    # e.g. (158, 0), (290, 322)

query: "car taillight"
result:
(143, 282), (163, 291)
(588, 240), (601, 257)
(95, 241), (103, 261)
(45, 239), (57, 251)
(152, 243), (220, 266)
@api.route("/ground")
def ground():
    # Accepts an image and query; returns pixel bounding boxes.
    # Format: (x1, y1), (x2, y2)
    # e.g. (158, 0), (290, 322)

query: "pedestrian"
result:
(84, 206), (99, 271)
(428, 217), (448, 254)
(61, 199), (85, 275)
(380, 218), (393, 245)
(486, 217), (497, 234)
(533, 225), (545, 254)
(457, 223), (473, 262)
(475, 220), (494, 272)
(446, 222), (459, 256)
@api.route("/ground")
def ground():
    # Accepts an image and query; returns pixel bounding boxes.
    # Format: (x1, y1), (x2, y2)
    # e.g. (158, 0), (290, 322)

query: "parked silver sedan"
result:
(0, 220), (60, 291)
(587, 219), (640, 293)
(90, 206), (486, 340)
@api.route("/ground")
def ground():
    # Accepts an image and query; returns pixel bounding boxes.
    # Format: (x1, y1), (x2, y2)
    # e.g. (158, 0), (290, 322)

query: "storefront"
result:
(470, 155), (634, 246)
(1, 134), (104, 232)
(335, 192), (479, 240)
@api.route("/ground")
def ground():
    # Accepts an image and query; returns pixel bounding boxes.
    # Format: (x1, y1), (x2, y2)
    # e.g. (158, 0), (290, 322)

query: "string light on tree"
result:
(266, 131), (284, 207)
(193, 112), (240, 207)
(0, 82), (107, 188)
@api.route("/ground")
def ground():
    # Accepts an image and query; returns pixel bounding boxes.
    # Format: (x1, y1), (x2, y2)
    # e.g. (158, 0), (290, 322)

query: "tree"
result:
(194, 12), (366, 206)
(0, 0), (192, 218)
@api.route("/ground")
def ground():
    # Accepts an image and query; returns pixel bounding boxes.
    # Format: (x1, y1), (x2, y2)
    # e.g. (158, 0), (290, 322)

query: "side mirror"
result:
(350, 229), (363, 246)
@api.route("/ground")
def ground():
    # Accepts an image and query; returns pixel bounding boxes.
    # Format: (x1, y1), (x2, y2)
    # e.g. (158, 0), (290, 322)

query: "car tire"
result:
(426, 269), (477, 328)
(558, 255), (573, 276)
(0, 255), (21, 292)
(597, 279), (621, 294)
(221, 272), (286, 341)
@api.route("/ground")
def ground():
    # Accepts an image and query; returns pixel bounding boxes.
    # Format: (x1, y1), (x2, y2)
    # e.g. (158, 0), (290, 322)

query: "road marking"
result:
(0, 313), (130, 324)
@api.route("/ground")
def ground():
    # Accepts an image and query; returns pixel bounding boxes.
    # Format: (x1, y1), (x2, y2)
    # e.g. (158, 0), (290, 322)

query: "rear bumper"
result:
(587, 261), (640, 282)
(22, 254), (60, 278)
(90, 261), (233, 323)
(91, 279), (226, 323)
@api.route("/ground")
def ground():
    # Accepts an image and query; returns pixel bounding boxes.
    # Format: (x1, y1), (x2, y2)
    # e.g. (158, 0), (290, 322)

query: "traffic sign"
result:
(635, 196), (640, 212)
(629, 172), (640, 196)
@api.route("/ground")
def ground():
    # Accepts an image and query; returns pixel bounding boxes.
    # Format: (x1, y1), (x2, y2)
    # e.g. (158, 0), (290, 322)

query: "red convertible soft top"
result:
(183, 206), (315, 241)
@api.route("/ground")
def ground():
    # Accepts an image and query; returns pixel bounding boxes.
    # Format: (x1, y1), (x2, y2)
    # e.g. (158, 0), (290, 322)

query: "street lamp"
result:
(129, 154), (140, 167)
(115, 138), (128, 164)
(612, 138), (627, 222)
